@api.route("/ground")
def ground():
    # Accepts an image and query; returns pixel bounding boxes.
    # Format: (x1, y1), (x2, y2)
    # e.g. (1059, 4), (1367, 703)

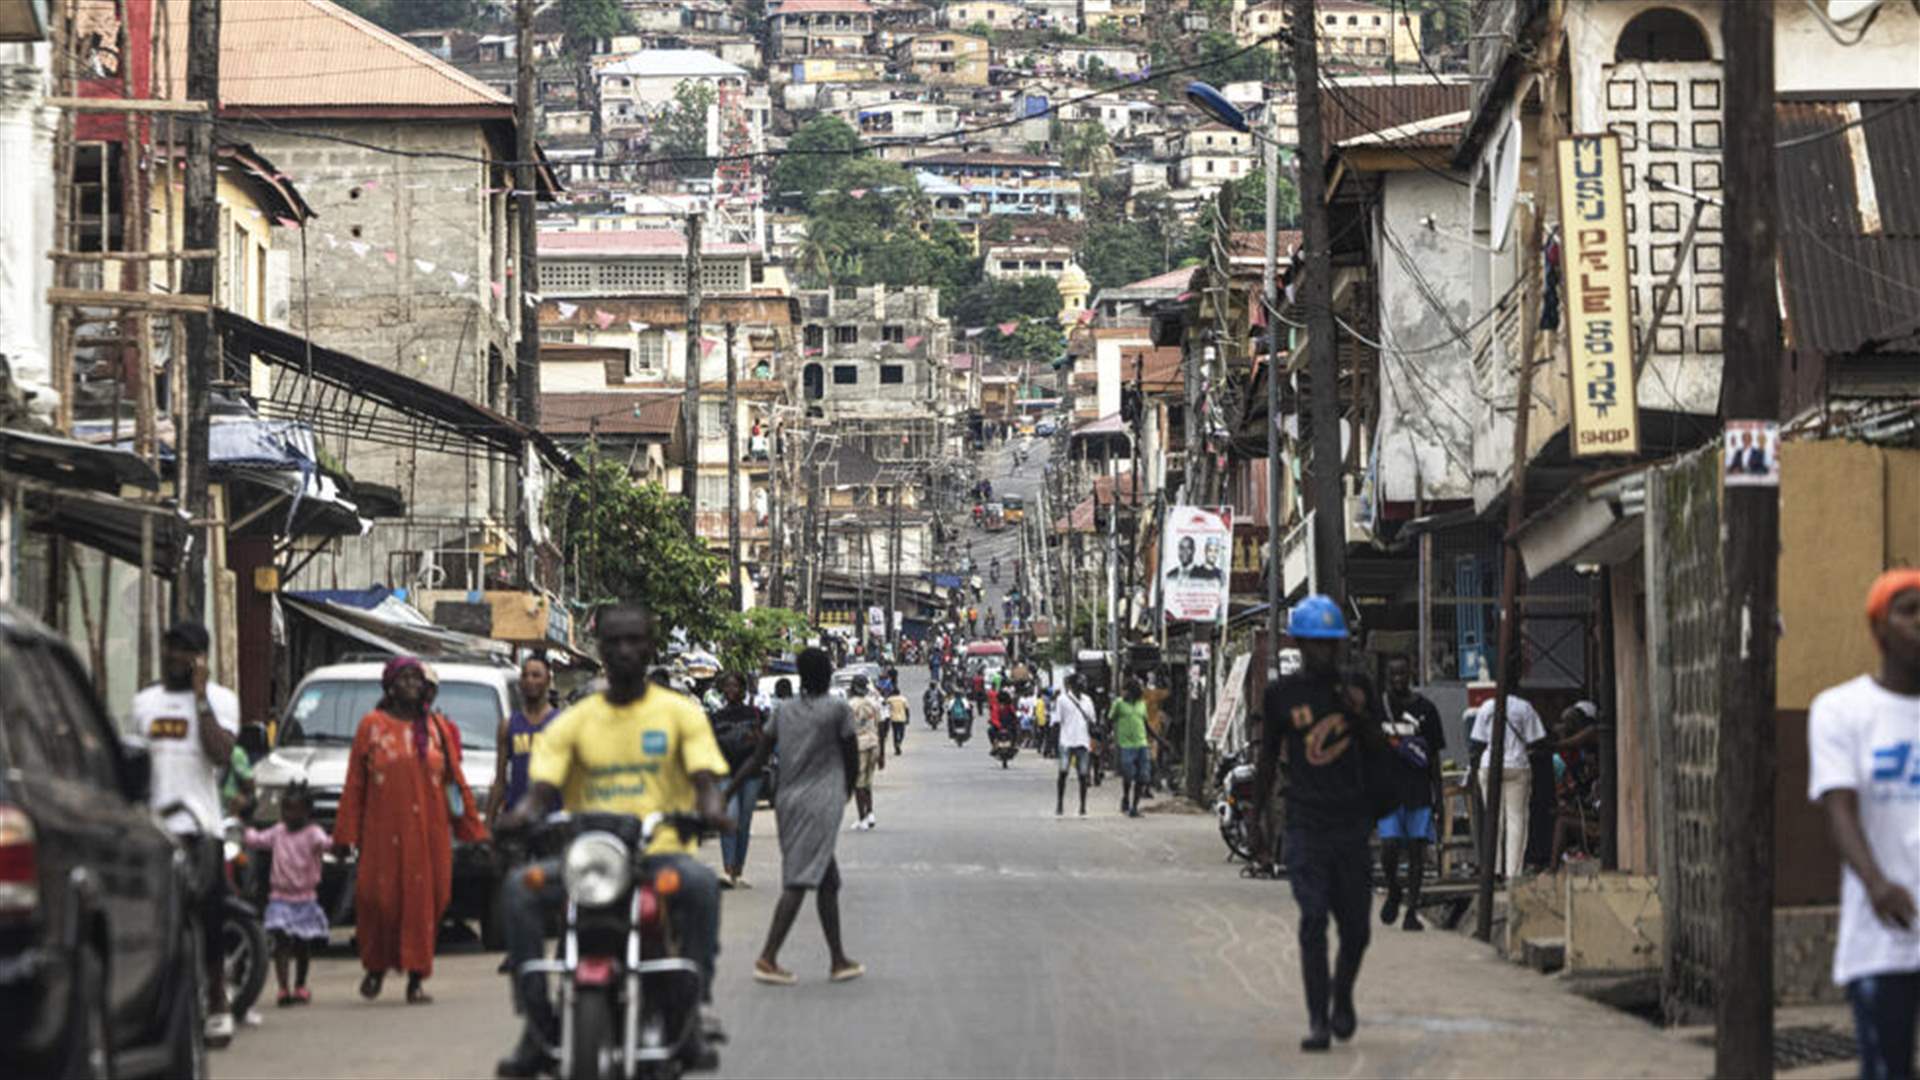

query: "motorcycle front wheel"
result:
(568, 987), (615, 1080)
(223, 915), (269, 1020)
(1220, 818), (1254, 861)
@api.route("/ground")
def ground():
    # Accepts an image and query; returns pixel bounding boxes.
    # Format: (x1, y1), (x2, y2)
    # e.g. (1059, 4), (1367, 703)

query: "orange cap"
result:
(1865, 568), (1920, 627)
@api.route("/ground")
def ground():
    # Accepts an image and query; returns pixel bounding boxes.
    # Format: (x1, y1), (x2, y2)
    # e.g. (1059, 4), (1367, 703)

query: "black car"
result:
(0, 606), (205, 1078)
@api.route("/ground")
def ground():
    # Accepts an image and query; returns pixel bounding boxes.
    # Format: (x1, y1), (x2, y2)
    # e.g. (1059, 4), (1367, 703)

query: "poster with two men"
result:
(1161, 505), (1232, 623)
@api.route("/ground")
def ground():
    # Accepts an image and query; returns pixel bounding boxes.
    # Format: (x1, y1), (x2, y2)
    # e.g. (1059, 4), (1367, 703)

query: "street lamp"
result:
(1186, 81), (1286, 677)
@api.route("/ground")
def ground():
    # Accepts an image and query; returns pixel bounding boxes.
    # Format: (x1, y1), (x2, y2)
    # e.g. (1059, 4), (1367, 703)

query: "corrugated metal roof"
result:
(541, 393), (680, 438)
(164, 0), (510, 111)
(1776, 95), (1920, 356)
(1322, 80), (1472, 147)
(774, 0), (876, 13)
(601, 49), (747, 80)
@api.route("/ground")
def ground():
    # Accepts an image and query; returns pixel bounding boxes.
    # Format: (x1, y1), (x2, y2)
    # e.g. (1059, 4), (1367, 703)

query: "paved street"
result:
(219, 662), (1713, 1079)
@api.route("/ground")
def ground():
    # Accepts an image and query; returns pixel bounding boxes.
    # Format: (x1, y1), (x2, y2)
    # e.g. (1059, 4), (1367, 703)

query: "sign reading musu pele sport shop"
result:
(1557, 133), (1640, 457)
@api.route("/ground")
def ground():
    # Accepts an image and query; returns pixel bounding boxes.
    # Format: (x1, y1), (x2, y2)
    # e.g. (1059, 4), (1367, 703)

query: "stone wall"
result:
(243, 120), (525, 589)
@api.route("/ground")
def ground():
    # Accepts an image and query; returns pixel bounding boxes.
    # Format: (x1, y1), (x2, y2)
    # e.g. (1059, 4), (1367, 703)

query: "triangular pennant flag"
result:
(414, 258), (436, 274)
(700, 338), (717, 357)
(628, 321), (649, 333)
(348, 241), (370, 258)
(903, 335), (924, 349)
(593, 309), (616, 329)
(490, 281), (505, 299)
(964, 327), (986, 338)
(360, 179), (380, 191)
(383, 250), (398, 266)
(1077, 307), (1096, 325)
(324, 233), (338, 249)
(556, 302), (579, 318)
(275, 216), (301, 230)
(523, 290), (542, 306)
(245, 208), (262, 219)
(449, 271), (470, 288)
(848, 188), (868, 199)
(998, 322), (1019, 336)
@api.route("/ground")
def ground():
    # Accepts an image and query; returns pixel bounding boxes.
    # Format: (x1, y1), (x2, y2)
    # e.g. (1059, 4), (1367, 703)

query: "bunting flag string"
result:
(449, 271), (470, 288)
(593, 309), (617, 329)
(414, 258), (436, 275)
(628, 321), (649, 333)
(382, 250), (398, 266)
(997, 322), (1019, 336)
(489, 281), (505, 299)
(556, 302), (579, 318)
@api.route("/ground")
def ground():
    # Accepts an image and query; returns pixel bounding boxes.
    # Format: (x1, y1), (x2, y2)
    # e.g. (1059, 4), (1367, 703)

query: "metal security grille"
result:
(1420, 523), (1591, 688)
(1647, 447), (1723, 1022)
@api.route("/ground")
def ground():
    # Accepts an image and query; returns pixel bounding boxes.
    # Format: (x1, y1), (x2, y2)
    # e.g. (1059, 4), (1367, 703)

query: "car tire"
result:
(59, 944), (111, 1080)
(161, 924), (208, 1080)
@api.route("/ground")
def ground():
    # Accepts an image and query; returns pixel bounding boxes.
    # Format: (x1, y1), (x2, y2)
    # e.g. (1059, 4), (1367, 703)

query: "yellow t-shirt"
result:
(529, 687), (729, 855)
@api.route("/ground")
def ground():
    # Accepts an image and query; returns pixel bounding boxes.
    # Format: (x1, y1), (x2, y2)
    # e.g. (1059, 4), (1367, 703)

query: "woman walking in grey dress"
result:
(725, 647), (864, 985)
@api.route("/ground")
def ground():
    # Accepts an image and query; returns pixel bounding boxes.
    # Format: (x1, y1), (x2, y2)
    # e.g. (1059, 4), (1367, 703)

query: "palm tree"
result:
(794, 230), (837, 289)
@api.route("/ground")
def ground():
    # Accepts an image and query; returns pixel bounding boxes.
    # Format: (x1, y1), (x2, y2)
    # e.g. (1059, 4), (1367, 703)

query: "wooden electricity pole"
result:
(1475, 9), (1563, 943)
(725, 322), (742, 610)
(178, 0), (219, 620)
(805, 453), (822, 626)
(1289, 0), (1344, 611)
(888, 488), (902, 657)
(681, 212), (703, 536)
(1716, 4), (1780, 1075)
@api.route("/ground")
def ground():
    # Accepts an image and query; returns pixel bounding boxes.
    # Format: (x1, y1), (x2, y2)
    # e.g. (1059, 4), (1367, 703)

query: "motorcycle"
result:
(1211, 751), (1259, 862)
(220, 821), (270, 1021)
(947, 701), (973, 746)
(518, 811), (715, 1080)
(988, 721), (1019, 768)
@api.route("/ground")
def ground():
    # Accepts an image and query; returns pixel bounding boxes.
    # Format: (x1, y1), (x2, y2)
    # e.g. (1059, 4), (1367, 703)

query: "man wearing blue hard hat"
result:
(1248, 595), (1382, 1053)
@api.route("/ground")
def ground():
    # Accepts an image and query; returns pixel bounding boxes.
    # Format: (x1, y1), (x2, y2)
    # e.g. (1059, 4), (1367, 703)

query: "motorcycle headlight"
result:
(562, 832), (631, 908)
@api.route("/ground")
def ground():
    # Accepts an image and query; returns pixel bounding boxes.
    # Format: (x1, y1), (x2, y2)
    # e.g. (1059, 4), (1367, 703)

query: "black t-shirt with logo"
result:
(1381, 692), (1447, 809)
(1261, 673), (1368, 829)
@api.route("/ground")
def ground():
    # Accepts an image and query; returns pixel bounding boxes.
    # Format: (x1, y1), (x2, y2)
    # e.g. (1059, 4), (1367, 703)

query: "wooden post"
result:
(725, 322), (742, 610)
(1289, 0), (1344, 610)
(681, 212), (703, 536)
(178, 0), (219, 620)
(1716, 4), (1779, 1075)
(769, 415), (784, 608)
(514, 0), (539, 428)
(888, 488), (902, 657)
(805, 453), (821, 626)
(1476, 12), (1562, 943)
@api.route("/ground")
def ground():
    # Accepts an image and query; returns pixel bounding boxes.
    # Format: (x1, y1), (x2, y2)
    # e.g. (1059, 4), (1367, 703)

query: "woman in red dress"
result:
(334, 657), (486, 1003)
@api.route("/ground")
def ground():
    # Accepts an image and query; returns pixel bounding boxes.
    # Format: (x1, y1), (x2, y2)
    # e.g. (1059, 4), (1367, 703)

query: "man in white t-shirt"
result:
(1054, 676), (1096, 817)
(130, 621), (241, 1046)
(1467, 691), (1547, 880)
(1809, 570), (1920, 1078)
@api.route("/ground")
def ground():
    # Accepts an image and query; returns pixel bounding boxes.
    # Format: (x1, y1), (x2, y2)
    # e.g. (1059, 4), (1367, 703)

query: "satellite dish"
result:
(1827, 0), (1882, 22)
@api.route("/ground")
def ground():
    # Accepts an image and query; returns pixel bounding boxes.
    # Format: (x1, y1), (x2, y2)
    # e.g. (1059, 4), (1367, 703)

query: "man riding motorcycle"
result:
(494, 603), (734, 1078)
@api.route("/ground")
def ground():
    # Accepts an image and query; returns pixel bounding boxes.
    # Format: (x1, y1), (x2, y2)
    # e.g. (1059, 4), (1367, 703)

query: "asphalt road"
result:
(217, 663), (1714, 1079)
(966, 433), (1049, 644)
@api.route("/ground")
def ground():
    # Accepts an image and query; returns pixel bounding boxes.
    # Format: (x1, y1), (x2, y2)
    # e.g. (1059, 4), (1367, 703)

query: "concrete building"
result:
(770, 0), (878, 58)
(943, 0), (1027, 30)
(896, 32), (991, 86)
(1174, 124), (1255, 188)
(856, 98), (962, 137)
(909, 150), (1084, 219)
(597, 49), (757, 136)
(1236, 0), (1421, 67)
(156, 0), (559, 593)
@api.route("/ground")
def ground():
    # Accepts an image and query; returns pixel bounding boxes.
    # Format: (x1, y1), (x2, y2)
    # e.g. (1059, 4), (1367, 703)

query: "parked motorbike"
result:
(988, 722), (1019, 768)
(518, 811), (715, 1080)
(220, 820), (270, 1021)
(1211, 751), (1259, 861)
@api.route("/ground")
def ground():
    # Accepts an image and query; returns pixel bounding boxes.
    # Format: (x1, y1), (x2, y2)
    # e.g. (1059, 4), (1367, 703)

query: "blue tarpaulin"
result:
(927, 573), (965, 590)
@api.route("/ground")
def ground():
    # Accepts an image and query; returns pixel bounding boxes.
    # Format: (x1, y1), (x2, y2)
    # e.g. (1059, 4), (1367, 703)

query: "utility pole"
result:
(681, 212), (704, 536)
(514, 0), (538, 428)
(725, 322), (742, 610)
(1716, 3), (1780, 1075)
(179, 0), (219, 620)
(1263, 84), (1284, 674)
(888, 488), (902, 657)
(769, 415), (784, 608)
(805, 452), (822, 626)
(1289, 0), (1344, 610)
(1475, 13), (1563, 943)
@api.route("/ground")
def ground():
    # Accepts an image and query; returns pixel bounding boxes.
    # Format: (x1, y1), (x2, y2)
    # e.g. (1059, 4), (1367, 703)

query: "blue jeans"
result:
(1119, 746), (1150, 784)
(1850, 972), (1920, 1080)
(721, 775), (761, 874)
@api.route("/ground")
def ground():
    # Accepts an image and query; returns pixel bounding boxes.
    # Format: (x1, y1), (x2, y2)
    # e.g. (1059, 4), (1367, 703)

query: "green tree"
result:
(948, 276), (1062, 327)
(769, 116), (864, 211)
(1080, 220), (1166, 294)
(1219, 165), (1301, 232)
(547, 449), (728, 645)
(555, 0), (630, 54)
(1052, 119), (1112, 177)
(713, 607), (810, 675)
(998, 317), (1066, 367)
(656, 80), (718, 180)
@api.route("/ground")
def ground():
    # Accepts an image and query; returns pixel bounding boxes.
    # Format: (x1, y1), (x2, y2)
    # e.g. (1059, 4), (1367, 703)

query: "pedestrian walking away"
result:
(241, 781), (332, 1006)
(486, 656), (556, 830)
(492, 604), (732, 1078)
(1376, 655), (1447, 931)
(1248, 596), (1384, 1052)
(885, 683), (910, 755)
(1109, 680), (1150, 817)
(848, 675), (885, 829)
(129, 620), (240, 1044)
(1810, 569), (1920, 1080)
(1468, 680), (1547, 881)
(710, 671), (769, 888)
(727, 647), (865, 987)
(333, 656), (487, 1005)
(1055, 676), (1097, 816)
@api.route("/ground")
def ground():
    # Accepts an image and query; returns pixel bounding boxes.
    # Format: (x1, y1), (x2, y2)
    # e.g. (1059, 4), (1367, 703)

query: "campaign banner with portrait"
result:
(1161, 505), (1233, 624)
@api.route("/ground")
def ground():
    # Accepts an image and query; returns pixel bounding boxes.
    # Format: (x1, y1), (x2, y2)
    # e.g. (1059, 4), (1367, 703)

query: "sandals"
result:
(752, 959), (797, 986)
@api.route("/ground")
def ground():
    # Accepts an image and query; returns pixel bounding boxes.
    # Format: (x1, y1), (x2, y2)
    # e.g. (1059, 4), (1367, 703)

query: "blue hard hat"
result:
(1287, 595), (1349, 640)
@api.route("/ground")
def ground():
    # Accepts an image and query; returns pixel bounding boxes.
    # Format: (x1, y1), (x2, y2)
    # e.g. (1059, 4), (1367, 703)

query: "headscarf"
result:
(1866, 569), (1920, 629)
(380, 656), (431, 759)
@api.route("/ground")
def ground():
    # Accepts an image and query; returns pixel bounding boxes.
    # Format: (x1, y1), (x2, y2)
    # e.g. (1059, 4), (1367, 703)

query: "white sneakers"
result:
(205, 1011), (235, 1046)
(849, 814), (878, 831)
